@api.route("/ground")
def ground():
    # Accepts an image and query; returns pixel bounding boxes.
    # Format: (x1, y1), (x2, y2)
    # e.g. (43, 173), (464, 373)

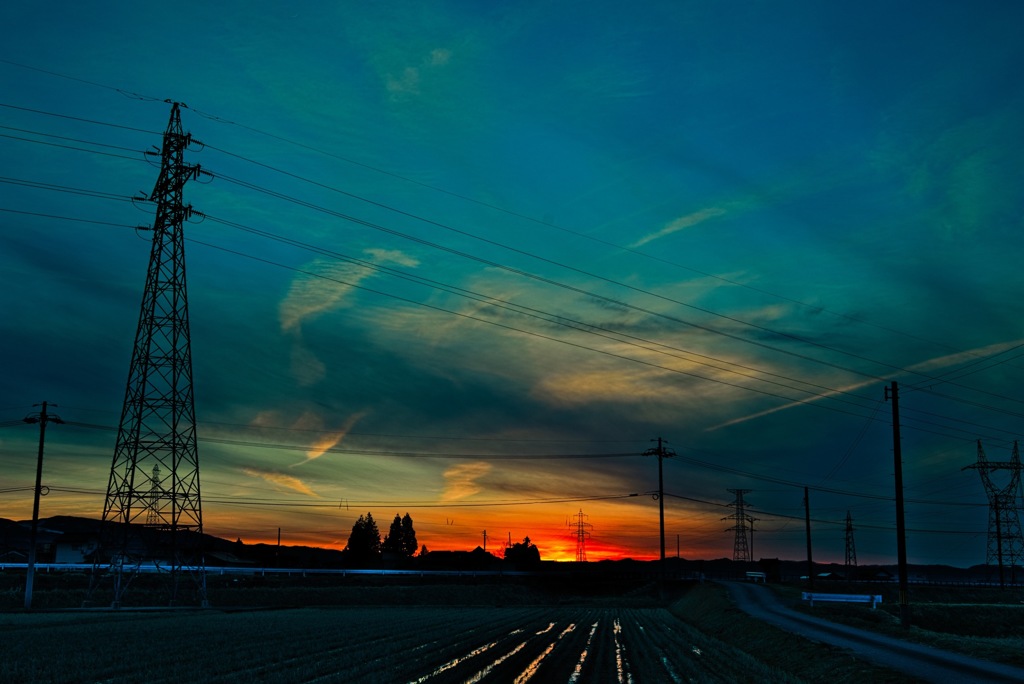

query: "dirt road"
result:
(723, 581), (1024, 684)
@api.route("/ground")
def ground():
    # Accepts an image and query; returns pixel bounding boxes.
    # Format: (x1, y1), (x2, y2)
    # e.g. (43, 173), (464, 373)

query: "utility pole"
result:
(886, 381), (910, 628)
(23, 401), (63, 610)
(748, 514), (759, 562)
(804, 486), (813, 590)
(482, 529), (487, 552)
(643, 437), (676, 562)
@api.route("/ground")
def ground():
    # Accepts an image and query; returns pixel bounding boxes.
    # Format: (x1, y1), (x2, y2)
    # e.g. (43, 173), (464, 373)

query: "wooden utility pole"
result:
(804, 486), (813, 590)
(886, 381), (911, 628)
(23, 401), (62, 610)
(644, 437), (675, 562)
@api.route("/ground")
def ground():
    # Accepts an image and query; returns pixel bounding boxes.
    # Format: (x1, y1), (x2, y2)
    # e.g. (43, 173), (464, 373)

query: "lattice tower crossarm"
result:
(963, 440), (1024, 569)
(99, 102), (206, 605)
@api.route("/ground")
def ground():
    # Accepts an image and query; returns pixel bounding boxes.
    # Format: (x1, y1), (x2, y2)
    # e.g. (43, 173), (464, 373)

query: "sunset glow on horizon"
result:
(3, 1), (1023, 570)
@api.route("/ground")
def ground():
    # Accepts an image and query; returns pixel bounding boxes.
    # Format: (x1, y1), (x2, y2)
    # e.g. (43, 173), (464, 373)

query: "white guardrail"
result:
(802, 592), (882, 609)
(0, 563), (537, 577)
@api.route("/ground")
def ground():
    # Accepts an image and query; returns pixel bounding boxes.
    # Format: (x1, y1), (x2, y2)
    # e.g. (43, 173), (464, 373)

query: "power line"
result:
(0, 59), (165, 102)
(198, 163), (1024, 414)
(6, 197), (1017, 444)
(0, 207), (145, 229)
(903, 341), (1024, 397)
(3, 80), (1020, 382)
(198, 212), (884, 411)
(41, 486), (640, 510)
(6, 102), (1020, 408)
(59, 421), (638, 459)
(0, 101), (161, 134)
(8, 201), (1017, 440)
(51, 419), (989, 509)
(666, 449), (988, 508)
(0, 176), (139, 203)
(206, 168), (912, 383)
(5, 107), (1020, 436)
(43, 409), (644, 444)
(0, 125), (151, 153)
(188, 236), (888, 421)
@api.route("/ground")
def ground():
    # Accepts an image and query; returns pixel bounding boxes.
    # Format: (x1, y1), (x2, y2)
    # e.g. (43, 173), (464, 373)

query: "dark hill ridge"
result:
(0, 516), (997, 581)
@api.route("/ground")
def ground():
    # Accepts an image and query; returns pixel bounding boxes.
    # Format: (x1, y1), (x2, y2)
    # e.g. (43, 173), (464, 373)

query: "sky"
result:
(1, 1), (1023, 566)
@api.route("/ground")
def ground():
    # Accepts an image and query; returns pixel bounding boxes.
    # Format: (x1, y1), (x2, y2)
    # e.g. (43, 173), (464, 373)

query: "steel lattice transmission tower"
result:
(568, 508), (592, 562)
(724, 489), (753, 562)
(99, 102), (207, 606)
(844, 510), (857, 570)
(963, 440), (1023, 580)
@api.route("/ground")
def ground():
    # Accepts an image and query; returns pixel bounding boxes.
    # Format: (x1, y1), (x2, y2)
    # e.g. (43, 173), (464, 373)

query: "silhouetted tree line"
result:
(344, 512), (418, 565)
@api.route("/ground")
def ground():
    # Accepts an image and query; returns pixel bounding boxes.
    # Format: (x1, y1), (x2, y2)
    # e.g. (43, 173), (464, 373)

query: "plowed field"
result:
(0, 605), (782, 682)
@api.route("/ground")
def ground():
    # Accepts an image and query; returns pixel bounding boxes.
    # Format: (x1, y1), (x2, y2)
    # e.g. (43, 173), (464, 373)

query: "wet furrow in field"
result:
(12, 604), (788, 683)
(406, 610), (591, 683)
(176, 606), (542, 684)
(405, 608), (662, 683)
(616, 606), (786, 683)
(621, 606), (719, 682)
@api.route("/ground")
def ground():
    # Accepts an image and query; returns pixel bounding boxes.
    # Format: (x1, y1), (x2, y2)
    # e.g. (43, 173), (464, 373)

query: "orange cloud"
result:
(441, 462), (492, 501)
(242, 466), (318, 497)
(291, 410), (368, 467)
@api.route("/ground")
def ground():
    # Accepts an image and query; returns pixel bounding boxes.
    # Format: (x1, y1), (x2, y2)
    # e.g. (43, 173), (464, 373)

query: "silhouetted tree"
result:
(382, 512), (419, 557)
(401, 513), (418, 557)
(382, 514), (404, 555)
(344, 512), (381, 564)
(504, 536), (541, 566)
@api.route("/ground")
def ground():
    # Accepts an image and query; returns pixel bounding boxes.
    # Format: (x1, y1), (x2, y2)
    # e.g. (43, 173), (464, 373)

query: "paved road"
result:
(722, 581), (1024, 684)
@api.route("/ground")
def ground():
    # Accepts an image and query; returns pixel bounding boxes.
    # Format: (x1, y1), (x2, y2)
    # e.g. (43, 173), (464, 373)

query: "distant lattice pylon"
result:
(98, 102), (207, 607)
(844, 511), (857, 569)
(723, 489), (753, 562)
(568, 508), (592, 562)
(145, 464), (163, 527)
(963, 440), (1023, 575)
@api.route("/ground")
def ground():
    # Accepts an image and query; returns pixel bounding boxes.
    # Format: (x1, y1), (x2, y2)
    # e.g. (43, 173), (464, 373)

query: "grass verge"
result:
(772, 583), (1024, 668)
(670, 583), (923, 683)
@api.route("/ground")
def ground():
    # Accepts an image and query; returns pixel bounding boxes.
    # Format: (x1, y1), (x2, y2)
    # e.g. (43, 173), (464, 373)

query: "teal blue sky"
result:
(2, 1), (1023, 565)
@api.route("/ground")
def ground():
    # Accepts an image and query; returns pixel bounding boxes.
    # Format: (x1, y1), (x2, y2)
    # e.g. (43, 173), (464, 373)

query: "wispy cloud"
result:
(705, 338), (1024, 432)
(385, 47), (453, 98)
(243, 466), (319, 497)
(278, 259), (371, 333)
(629, 207), (727, 248)
(291, 410), (368, 467)
(278, 251), (419, 385)
(441, 461), (492, 501)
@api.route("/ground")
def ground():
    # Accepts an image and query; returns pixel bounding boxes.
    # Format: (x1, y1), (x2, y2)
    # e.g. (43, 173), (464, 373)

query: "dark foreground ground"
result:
(1, 574), (1021, 683)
